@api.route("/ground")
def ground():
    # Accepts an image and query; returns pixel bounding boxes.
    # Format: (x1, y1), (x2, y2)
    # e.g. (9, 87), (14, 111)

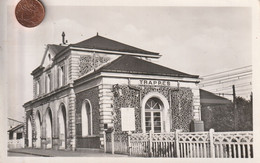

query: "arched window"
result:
(81, 100), (92, 137)
(48, 53), (52, 65)
(46, 73), (51, 93)
(142, 92), (170, 133)
(58, 66), (65, 87)
(36, 80), (40, 96)
(145, 97), (163, 133)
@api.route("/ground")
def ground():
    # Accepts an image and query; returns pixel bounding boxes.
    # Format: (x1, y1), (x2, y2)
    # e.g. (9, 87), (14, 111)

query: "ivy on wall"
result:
(112, 84), (194, 133)
(170, 88), (193, 132)
(112, 84), (142, 133)
(79, 54), (110, 76)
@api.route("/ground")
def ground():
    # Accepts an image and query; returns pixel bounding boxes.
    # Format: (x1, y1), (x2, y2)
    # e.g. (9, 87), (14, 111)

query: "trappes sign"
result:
(140, 79), (170, 86)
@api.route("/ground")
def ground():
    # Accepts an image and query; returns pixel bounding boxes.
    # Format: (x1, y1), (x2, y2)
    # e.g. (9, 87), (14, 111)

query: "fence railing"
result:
(104, 129), (253, 158)
(130, 133), (149, 157)
(8, 139), (24, 149)
(213, 131), (253, 158)
(104, 131), (129, 154)
(178, 131), (210, 158)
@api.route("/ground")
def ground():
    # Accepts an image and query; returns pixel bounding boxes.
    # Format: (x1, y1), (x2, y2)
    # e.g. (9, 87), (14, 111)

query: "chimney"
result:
(62, 32), (68, 45)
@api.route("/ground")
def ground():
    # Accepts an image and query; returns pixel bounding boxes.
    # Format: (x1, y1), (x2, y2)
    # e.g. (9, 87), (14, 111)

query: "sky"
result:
(2, 5), (252, 122)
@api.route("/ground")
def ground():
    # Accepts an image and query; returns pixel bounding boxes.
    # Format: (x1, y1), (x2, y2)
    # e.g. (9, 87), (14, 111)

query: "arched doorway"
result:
(27, 117), (32, 148)
(58, 104), (67, 149)
(46, 108), (52, 149)
(35, 111), (41, 148)
(81, 100), (92, 137)
(141, 92), (170, 133)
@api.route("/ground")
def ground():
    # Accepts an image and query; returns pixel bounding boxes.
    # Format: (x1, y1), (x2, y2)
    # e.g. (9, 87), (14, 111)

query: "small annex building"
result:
(8, 118), (25, 149)
(23, 33), (203, 150)
(200, 89), (233, 131)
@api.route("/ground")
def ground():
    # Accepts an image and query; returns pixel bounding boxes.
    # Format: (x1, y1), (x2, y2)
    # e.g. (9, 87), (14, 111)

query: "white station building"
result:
(23, 33), (203, 150)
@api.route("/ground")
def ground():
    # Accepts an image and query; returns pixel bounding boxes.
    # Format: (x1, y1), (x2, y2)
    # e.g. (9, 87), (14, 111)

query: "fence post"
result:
(175, 129), (180, 158)
(209, 129), (215, 158)
(111, 130), (114, 155)
(149, 130), (153, 157)
(103, 131), (106, 153)
(128, 131), (132, 156)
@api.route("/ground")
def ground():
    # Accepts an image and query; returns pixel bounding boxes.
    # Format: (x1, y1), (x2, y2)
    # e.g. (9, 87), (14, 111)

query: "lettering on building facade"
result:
(140, 79), (171, 86)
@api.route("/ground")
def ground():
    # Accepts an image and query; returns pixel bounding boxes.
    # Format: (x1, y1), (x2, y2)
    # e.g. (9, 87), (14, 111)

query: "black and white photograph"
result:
(0, 0), (259, 162)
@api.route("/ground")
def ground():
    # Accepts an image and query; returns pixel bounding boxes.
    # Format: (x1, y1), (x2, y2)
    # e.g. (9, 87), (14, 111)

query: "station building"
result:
(23, 33), (203, 150)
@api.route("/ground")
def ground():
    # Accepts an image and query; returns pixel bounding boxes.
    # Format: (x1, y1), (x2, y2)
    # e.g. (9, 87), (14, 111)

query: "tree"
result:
(234, 96), (253, 131)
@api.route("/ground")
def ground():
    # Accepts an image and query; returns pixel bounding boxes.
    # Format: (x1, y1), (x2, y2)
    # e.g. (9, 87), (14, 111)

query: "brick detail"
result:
(68, 55), (80, 81)
(68, 88), (76, 150)
(98, 84), (113, 144)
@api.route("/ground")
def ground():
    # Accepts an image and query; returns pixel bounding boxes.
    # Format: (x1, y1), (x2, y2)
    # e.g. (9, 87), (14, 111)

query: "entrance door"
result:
(35, 112), (41, 148)
(27, 118), (32, 147)
(46, 109), (52, 149)
(58, 105), (66, 149)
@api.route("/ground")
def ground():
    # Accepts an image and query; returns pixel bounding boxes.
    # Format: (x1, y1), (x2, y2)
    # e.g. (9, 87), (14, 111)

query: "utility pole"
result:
(250, 92), (253, 103)
(232, 85), (238, 130)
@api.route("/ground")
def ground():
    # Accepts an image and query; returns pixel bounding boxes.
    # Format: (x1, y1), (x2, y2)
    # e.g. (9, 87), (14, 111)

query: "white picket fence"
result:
(212, 131), (253, 158)
(104, 129), (253, 158)
(104, 131), (129, 154)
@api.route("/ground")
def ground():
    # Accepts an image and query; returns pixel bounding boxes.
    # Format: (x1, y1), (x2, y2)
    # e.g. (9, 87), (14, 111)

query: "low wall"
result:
(76, 136), (100, 149)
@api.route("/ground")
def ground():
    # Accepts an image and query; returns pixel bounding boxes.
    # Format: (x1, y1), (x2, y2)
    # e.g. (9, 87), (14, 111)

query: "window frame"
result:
(46, 73), (51, 93)
(35, 80), (40, 96)
(144, 97), (163, 133)
(81, 99), (93, 137)
(58, 65), (65, 87)
(141, 92), (170, 133)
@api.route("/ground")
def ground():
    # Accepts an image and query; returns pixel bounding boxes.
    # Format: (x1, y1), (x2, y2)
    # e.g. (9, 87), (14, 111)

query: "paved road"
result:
(8, 152), (41, 157)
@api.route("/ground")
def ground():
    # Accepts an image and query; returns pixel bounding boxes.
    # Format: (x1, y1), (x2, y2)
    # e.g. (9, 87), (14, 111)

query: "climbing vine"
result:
(112, 84), (194, 133)
(79, 54), (110, 76)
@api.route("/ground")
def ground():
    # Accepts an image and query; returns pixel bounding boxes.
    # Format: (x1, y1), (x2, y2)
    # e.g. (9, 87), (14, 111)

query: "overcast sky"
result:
(3, 6), (252, 121)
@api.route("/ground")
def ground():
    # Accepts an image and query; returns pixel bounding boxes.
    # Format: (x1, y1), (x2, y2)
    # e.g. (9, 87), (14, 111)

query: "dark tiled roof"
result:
(200, 89), (232, 104)
(48, 44), (67, 54)
(98, 55), (199, 78)
(71, 35), (159, 56)
(8, 124), (24, 132)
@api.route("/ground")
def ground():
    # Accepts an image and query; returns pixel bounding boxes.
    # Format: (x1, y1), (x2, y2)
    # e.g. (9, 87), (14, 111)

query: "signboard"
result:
(139, 79), (171, 86)
(121, 107), (135, 131)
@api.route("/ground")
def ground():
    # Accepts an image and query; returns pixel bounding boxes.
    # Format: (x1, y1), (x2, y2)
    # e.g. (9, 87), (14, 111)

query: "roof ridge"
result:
(71, 34), (159, 55)
(106, 55), (198, 77)
(99, 55), (199, 78)
(71, 35), (99, 46)
(200, 89), (231, 101)
(93, 35), (155, 53)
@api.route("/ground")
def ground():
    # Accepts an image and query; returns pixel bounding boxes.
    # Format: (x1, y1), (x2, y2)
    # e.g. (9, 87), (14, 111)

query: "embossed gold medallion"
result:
(15, 0), (45, 28)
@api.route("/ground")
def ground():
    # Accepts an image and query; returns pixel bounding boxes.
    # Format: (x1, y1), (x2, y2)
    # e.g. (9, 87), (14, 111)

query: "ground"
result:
(8, 148), (128, 157)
